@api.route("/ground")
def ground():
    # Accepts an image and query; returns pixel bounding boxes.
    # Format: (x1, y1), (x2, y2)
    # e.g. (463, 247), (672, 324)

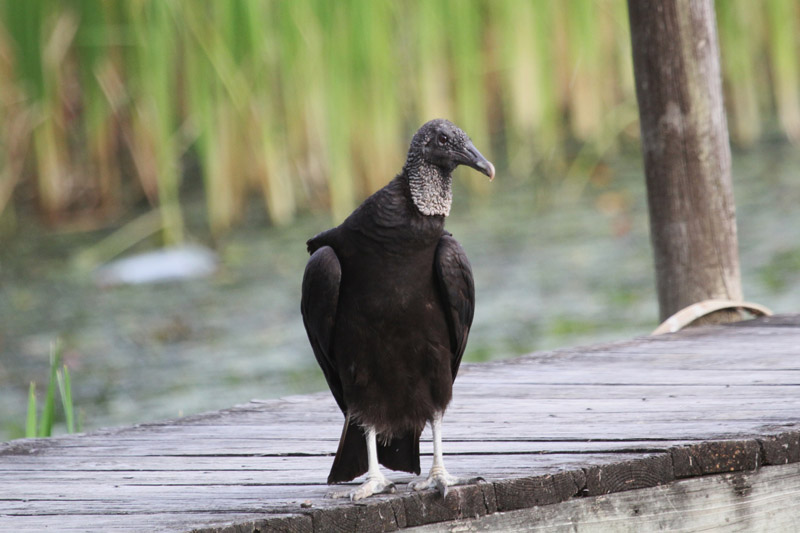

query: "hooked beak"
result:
(457, 141), (496, 181)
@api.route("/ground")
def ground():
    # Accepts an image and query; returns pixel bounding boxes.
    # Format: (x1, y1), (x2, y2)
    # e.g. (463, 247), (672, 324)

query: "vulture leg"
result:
(409, 412), (483, 498)
(329, 426), (396, 501)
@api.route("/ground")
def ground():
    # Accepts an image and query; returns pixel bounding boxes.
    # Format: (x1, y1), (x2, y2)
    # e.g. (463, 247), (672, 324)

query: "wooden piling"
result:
(627, 0), (742, 322)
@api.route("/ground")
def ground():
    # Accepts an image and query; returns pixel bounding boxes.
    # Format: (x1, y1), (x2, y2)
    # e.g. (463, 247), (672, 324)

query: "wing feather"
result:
(300, 246), (345, 412)
(433, 234), (475, 381)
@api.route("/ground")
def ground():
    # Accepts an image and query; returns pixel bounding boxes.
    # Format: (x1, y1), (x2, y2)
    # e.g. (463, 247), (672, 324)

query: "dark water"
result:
(2, 145), (799, 441)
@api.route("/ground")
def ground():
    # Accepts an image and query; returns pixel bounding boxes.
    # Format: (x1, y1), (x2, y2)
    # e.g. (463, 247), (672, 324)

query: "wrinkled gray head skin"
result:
(404, 119), (495, 217)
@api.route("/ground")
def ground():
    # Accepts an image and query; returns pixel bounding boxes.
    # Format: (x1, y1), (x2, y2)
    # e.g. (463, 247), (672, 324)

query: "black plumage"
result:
(301, 119), (494, 499)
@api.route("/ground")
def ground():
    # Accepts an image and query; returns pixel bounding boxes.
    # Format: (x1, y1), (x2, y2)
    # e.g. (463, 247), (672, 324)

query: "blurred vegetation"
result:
(0, 0), (798, 241)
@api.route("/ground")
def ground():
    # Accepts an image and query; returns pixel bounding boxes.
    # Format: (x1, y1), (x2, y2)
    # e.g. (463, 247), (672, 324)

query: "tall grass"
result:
(765, 0), (800, 142)
(26, 340), (78, 438)
(717, 0), (763, 146)
(0, 0), (799, 237)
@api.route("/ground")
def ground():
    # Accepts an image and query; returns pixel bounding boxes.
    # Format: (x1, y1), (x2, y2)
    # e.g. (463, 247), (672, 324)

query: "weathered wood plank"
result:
(584, 454), (675, 496)
(0, 314), (798, 532)
(492, 469), (586, 512)
(405, 462), (800, 532)
(0, 454), (650, 496)
(0, 440), (696, 473)
(1, 513), (312, 533)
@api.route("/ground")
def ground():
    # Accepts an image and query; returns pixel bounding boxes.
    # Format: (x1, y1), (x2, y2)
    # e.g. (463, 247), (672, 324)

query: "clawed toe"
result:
(409, 469), (483, 498)
(328, 477), (396, 501)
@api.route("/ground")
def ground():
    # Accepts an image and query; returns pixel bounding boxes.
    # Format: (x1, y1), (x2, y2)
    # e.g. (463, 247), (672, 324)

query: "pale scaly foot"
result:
(328, 473), (397, 501)
(410, 412), (484, 498)
(328, 426), (397, 500)
(409, 465), (483, 498)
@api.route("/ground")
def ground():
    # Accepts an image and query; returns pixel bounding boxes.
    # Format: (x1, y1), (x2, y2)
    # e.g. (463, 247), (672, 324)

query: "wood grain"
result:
(1, 315), (799, 532)
(627, 0), (742, 321)
(404, 462), (800, 532)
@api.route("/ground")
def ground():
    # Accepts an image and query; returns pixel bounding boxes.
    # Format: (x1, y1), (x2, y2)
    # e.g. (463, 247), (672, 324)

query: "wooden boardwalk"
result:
(2, 314), (800, 532)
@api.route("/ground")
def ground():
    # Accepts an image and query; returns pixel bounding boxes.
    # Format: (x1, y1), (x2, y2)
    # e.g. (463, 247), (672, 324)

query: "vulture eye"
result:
(437, 133), (448, 146)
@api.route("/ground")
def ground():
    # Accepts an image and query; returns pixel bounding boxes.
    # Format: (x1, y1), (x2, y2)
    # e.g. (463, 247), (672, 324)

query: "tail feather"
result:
(327, 414), (368, 484)
(378, 429), (421, 475)
(327, 414), (422, 484)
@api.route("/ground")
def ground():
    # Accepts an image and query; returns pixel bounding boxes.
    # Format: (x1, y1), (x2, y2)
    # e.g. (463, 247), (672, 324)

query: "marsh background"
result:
(1, 0), (799, 441)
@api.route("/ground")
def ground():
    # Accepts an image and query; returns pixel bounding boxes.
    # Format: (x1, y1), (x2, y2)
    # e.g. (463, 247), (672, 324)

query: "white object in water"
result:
(93, 244), (218, 287)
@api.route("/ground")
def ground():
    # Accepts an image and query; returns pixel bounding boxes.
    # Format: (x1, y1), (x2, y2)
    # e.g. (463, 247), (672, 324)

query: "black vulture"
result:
(301, 119), (494, 500)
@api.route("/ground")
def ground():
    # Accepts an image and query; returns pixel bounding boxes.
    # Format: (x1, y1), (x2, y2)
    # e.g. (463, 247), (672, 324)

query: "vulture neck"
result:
(404, 157), (453, 217)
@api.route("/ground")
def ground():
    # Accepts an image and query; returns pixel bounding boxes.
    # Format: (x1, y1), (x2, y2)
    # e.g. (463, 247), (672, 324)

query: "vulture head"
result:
(405, 119), (495, 216)
(413, 119), (495, 180)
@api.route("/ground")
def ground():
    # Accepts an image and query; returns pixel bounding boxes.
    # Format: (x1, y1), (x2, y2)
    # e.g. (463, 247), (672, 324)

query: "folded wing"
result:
(301, 245), (344, 412)
(434, 233), (475, 381)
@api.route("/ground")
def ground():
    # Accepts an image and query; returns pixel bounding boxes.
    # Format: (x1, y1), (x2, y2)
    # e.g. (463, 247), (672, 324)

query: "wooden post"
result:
(627, 0), (743, 322)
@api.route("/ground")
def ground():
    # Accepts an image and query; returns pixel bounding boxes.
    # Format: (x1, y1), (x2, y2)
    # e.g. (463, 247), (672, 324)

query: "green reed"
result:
(1, 0), (799, 237)
(26, 340), (78, 438)
(717, 0), (763, 146)
(765, 0), (800, 142)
